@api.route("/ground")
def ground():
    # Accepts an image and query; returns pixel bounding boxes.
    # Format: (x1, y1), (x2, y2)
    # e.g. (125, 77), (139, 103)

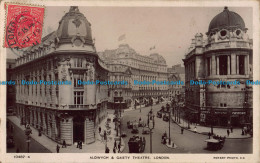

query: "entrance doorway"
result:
(73, 116), (85, 143)
(231, 116), (240, 127)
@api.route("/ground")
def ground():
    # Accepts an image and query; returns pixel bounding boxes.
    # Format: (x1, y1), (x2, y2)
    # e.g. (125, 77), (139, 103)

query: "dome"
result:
(207, 7), (246, 35)
(56, 6), (93, 44)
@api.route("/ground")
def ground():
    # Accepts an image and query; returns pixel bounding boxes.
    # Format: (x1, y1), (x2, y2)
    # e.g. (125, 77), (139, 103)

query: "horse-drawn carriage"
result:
(128, 136), (146, 153)
(127, 121), (133, 129)
(163, 114), (169, 122)
(142, 127), (150, 135)
(131, 123), (139, 134)
(157, 111), (162, 118)
(204, 137), (225, 150)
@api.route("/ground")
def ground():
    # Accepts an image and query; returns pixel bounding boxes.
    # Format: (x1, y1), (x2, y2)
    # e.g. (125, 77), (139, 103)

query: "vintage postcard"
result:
(0, 0), (259, 162)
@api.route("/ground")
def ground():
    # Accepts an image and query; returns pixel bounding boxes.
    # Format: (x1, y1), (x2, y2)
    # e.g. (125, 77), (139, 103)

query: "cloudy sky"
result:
(8, 6), (253, 67)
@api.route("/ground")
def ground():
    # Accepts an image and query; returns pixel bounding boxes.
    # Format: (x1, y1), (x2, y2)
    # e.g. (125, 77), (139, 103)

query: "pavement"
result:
(171, 116), (251, 139)
(7, 114), (125, 153)
(125, 102), (251, 139)
(120, 103), (252, 153)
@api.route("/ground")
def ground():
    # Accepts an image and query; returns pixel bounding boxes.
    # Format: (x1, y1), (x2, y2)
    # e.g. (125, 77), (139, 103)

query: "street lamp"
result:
(147, 109), (155, 153)
(210, 107), (214, 135)
(24, 124), (32, 153)
(166, 103), (171, 145)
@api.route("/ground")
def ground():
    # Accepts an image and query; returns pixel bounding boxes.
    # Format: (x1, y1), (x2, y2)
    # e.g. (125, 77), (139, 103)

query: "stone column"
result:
(30, 110), (33, 126)
(236, 55), (239, 74)
(29, 72), (32, 102)
(231, 54), (236, 75)
(47, 113), (52, 137)
(42, 112), (47, 134)
(37, 70), (40, 104)
(51, 114), (56, 140)
(244, 55), (248, 75)
(211, 55), (216, 75)
(60, 117), (73, 145)
(227, 56), (230, 75)
(205, 58), (208, 76)
(33, 109), (36, 127)
(216, 56), (219, 75)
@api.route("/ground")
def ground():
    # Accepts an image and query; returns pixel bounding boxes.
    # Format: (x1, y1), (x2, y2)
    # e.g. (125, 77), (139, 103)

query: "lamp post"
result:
(24, 124), (32, 153)
(210, 107), (214, 135)
(166, 103), (171, 145)
(147, 109), (155, 153)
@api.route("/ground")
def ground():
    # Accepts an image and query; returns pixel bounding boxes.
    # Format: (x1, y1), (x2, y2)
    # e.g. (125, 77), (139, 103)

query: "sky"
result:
(7, 6), (253, 67)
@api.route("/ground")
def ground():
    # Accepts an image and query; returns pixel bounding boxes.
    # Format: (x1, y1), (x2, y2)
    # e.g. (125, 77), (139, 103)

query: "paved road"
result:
(7, 120), (51, 153)
(121, 103), (252, 154)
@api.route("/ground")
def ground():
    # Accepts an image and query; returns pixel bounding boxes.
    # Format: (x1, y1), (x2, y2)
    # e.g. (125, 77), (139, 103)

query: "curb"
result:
(171, 117), (252, 139)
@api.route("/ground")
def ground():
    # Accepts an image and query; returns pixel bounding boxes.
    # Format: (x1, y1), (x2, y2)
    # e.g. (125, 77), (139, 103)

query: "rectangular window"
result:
(74, 58), (83, 67)
(239, 55), (245, 75)
(207, 58), (211, 76)
(74, 74), (84, 88)
(74, 91), (83, 106)
(219, 55), (228, 75)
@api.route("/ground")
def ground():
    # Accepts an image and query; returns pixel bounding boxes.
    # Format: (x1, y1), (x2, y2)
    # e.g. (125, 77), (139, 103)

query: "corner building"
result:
(183, 7), (253, 127)
(14, 7), (109, 145)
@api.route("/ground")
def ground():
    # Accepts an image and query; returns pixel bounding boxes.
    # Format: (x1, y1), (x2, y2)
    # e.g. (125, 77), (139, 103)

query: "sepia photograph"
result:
(1, 1), (259, 162)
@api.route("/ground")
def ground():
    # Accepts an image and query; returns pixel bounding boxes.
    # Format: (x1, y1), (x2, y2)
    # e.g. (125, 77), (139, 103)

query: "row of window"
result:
(207, 55), (246, 76)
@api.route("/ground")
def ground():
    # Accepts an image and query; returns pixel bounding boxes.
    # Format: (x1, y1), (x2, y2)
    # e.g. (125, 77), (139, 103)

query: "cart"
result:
(204, 138), (225, 150)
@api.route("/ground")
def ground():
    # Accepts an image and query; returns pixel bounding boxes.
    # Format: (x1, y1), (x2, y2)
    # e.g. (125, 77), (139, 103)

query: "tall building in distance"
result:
(167, 64), (185, 102)
(13, 7), (109, 145)
(99, 44), (169, 109)
(183, 7), (253, 127)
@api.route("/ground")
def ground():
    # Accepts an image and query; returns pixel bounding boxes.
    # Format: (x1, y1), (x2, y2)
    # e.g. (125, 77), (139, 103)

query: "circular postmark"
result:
(6, 10), (43, 49)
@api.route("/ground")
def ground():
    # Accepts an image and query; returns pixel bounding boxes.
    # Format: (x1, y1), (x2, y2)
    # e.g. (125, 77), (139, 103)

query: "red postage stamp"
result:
(4, 4), (45, 49)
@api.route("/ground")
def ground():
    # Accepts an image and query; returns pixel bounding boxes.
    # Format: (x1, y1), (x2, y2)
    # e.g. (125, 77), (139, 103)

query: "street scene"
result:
(6, 5), (253, 154)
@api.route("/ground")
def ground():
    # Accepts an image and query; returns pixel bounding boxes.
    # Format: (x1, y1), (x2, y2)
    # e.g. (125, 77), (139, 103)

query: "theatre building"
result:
(183, 7), (253, 127)
(13, 7), (108, 145)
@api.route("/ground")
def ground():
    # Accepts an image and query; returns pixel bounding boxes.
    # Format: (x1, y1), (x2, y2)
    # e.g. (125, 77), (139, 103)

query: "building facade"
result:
(183, 7), (253, 127)
(13, 7), (109, 145)
(99, 44), (169, 109)
(167, 64), (185, 102)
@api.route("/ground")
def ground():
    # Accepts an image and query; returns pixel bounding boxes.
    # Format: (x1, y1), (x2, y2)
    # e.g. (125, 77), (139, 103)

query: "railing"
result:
(68, 105), (89, 109)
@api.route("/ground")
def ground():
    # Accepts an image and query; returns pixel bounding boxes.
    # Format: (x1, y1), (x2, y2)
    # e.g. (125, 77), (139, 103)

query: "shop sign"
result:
(214, 111), (227, 114)
(201, 111), (210, 114)
(232, 112), (246, 115)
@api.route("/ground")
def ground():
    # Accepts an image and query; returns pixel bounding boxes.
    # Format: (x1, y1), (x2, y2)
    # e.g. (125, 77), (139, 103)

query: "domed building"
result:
(183, 7), (253, 127)
(14, 6), (109, 145)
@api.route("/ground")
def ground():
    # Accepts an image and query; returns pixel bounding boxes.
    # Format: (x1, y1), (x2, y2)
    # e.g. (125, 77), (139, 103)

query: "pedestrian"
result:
(105, 147), (110, 153)
(227, 129), (230, 137)
(62, 140), (67, 148)
(99, 126), (101, 133)
(104, 131), (107, 141)
(77, 141), (79, 148)
(181, 128), (184, 134)
(242, 129), (244, 135)
(208, 132), (211, 139)
(230, 126), (233, 133)
(113, 147), (116, 153)
(79, 141), (82, 149)
(193, 126), (197, 133)
(118, 142), (121, 153)
(114, 140), (117, 149)
(56, 144), (60, 153)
